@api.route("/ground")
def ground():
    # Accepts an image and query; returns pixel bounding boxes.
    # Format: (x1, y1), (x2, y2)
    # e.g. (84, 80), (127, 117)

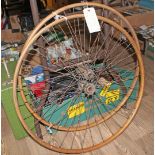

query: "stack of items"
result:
(1, 43), (20, 86)
(24, 66), (45, 98)
(137, 25), (154, 40)
(47, 36), (81, 65)
(136, 25), (154, 60)
(1, 43), (20, 61)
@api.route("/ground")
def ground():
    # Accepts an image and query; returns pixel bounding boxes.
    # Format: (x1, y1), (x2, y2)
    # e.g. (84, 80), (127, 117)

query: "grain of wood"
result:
(1, 139), (8, 155)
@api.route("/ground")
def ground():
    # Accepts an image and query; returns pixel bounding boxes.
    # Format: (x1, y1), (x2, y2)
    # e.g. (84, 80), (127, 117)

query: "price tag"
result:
(83, 7), (101, 33)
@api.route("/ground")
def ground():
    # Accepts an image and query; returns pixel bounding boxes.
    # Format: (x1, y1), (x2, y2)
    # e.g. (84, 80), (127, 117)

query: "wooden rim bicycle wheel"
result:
(16, 3), (142, 132)
(15, 13), (139, 131)
(13, 14), (144, 154)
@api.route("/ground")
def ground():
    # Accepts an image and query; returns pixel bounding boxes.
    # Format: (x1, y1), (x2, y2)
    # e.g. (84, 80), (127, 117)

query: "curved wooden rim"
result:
(17, 14), (139, 131)
(23, 2), (140, 51)
(18, 2), (141, 130)
(13, 15), (144, 154)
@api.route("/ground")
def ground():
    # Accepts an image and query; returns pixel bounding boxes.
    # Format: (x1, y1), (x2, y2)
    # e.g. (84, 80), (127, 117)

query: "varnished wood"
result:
(12, 14), (144, 153)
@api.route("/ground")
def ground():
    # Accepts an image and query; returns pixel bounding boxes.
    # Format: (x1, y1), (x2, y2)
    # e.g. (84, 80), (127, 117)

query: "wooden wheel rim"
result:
(17, 3), (141, 131)
(13, 15), (144, 154)
(16, 14), (139, 131)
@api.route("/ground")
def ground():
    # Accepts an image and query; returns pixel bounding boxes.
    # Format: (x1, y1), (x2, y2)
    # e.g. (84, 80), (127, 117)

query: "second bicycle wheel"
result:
(13, 13), (144, 153)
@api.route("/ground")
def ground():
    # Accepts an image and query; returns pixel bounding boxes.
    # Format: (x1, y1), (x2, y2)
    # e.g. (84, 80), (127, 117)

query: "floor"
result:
(1, 55), (154, 155)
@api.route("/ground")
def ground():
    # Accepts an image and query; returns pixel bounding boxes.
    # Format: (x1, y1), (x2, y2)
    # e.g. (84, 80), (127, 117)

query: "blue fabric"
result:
(138, 0), (154, 10)
(31, 66), (44, 75)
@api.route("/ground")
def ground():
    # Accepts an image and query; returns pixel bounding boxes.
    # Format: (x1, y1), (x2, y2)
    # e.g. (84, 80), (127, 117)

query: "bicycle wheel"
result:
(13, 14), (144, 153)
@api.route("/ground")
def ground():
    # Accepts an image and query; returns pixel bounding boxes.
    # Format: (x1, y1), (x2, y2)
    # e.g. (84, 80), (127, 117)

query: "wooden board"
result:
(9, 15), (21, 32)
(116, 6), (153, 28)
(125, 11), (154, 28)
(1, 29), (25, 43)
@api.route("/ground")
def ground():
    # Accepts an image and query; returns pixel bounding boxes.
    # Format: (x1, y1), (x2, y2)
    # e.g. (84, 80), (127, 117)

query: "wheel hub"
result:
(84, 83), (96, 96)
(76, 65), (96, 96)
(78, 80), (96, 96)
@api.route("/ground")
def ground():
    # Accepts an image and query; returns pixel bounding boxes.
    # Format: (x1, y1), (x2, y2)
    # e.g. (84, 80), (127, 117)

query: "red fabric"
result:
(1, 17), (7, 30)
(30, 81), (46, 97)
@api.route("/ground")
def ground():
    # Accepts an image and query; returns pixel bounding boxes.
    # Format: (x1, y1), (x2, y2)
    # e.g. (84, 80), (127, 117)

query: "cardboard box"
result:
(1, 29), (25, 43)
(117, 6), (153, 28)
(9, 15), (21, 32)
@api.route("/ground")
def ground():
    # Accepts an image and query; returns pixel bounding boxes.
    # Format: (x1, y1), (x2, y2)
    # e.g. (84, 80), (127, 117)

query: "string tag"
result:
(83, 7), (101, 33)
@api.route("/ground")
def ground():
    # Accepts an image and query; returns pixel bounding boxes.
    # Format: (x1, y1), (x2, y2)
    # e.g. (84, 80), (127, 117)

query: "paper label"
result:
(83, 7), (101, 33)
(67, 102), (85, 118)
(100, 82), (120, 104)
(10, 58), (14, 61)
(105, 89), (120, 104)
(100, 83), (112, 97)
